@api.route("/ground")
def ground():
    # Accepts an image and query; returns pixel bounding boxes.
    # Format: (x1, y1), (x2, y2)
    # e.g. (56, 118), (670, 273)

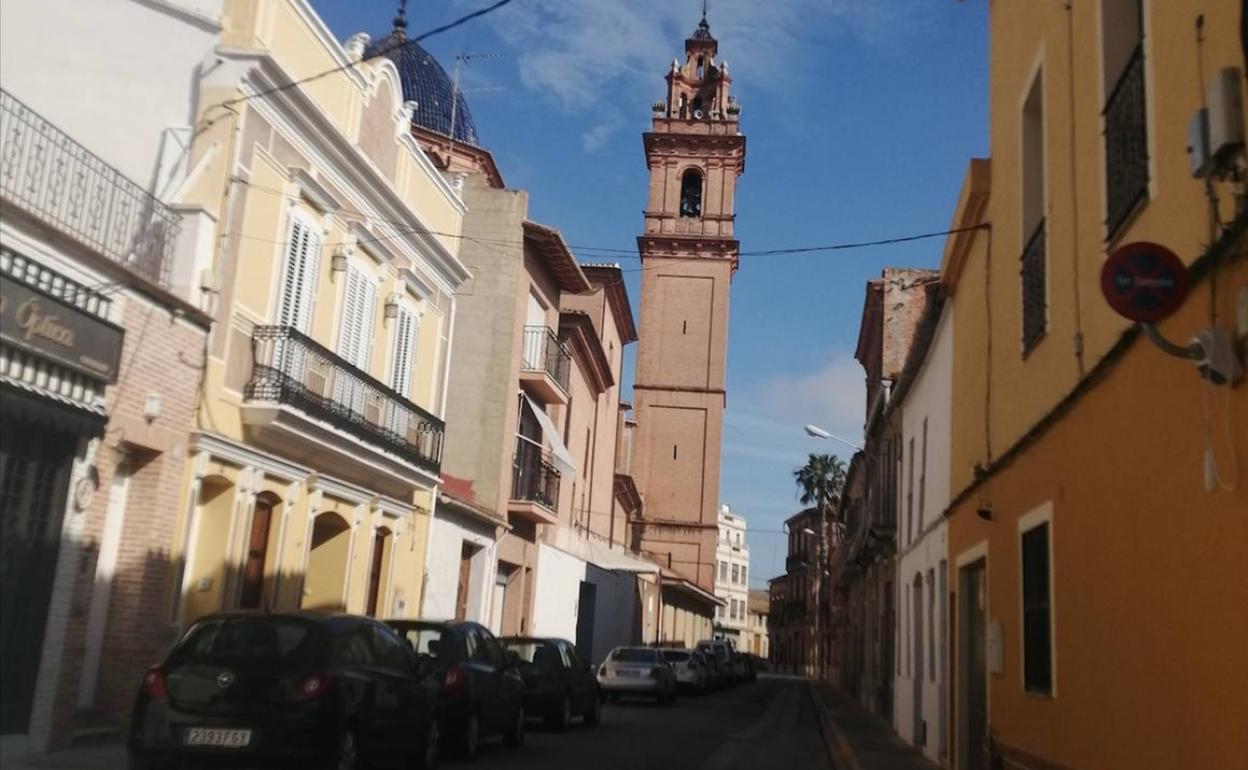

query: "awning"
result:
(521, 392), (577, 475)
(585, 538), (660, 574)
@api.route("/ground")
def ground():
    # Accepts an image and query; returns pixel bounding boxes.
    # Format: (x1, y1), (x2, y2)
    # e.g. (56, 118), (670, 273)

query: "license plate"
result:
(618, 670), (642, 678)
(184, 728), (252, 748)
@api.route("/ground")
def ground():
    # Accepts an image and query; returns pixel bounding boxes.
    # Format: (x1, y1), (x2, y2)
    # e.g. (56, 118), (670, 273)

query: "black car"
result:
(499, 636), (602, 730)
(128, 612), (439, 770)
(387, 619), (525, 759)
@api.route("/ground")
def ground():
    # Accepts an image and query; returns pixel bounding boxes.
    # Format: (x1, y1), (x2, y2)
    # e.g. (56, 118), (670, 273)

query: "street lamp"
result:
(803, 424), (862, 451)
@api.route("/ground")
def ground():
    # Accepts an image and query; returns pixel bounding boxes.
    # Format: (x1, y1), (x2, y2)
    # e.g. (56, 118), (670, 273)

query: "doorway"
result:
(958, 559), (987, 770)
(575, 581), (597, 662)
(302, 513), (351, 611)
(913, 572), (924, 745)
(0, 424), (77, 734)
(454, 542), (477, 621)
(239, 493), (278, 609)
(365, 527), (392, 617)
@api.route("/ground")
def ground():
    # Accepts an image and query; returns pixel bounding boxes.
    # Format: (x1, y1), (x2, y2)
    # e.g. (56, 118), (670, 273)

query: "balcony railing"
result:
(245, 326), (444, 474)
(520, 325), (571, 391)
(511, 439), (560, 511)
(1021, 218), (1047, 354)
(0, 88), (179, 288)
(1103, 45), (1148, 240)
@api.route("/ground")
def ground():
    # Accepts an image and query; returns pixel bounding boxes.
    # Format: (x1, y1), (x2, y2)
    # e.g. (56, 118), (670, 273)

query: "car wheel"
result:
(457, 712), (480, 761)
(503, 705), (526, 748)
(584, 692), (602, 726)
(546, 694), (572, 732)
(330, 728), (359, 770)
(414, 717), (439, 770)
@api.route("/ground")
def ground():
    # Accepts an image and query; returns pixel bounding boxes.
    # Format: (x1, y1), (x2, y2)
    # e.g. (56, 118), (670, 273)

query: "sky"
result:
(314, 0), (989, 589)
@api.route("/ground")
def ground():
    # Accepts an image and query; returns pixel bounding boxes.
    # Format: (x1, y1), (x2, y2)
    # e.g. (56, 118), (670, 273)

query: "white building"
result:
(713, 505), (751, 645)
(891, 299), (953, 765)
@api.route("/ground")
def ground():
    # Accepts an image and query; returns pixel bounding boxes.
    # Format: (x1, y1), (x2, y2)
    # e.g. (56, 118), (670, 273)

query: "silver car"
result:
(597, 647), (678, 704)
(661, 649), (708, 692)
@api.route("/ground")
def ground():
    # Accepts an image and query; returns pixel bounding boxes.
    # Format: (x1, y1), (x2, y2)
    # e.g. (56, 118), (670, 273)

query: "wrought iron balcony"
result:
(1021, 219), (1047, 354)
(0, 88), (179, 288)
(245, 326), (444, 475)
(510, 439), (560, 512)
(520, 325), (571, 392)
(1103, 45), (1148, 240)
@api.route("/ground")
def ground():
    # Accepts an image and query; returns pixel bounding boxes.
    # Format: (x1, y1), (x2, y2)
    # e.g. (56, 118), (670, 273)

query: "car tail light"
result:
(443, 665), (467, 693)
(597, 665), (607, 677)
(291, 672), (335, 702)
(142, 666), (168, 701)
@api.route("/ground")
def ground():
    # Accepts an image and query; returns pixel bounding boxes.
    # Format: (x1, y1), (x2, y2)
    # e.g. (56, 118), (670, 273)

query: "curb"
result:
(807, 683), (863, 770)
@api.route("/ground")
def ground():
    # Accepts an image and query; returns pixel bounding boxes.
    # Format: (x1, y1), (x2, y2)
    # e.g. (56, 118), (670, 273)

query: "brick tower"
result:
(631, 9), (745, 592)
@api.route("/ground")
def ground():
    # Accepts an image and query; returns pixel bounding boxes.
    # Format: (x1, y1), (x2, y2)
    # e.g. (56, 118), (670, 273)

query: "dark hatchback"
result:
(386, 619), (525, 760)
(128, 612), (439, 770)
(499, 636), (602, 731)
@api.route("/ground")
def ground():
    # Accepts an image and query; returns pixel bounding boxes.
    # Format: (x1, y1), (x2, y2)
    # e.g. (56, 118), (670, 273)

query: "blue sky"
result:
(315, 0), (989, 589)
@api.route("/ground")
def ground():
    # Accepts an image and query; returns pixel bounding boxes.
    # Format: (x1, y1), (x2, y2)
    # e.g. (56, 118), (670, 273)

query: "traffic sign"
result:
(1100, 241), (1190, 323)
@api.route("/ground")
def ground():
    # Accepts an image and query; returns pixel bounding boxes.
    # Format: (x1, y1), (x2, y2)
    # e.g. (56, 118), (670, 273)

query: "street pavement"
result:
(3, 676), (831, 770)
(809, 683), (940, 770)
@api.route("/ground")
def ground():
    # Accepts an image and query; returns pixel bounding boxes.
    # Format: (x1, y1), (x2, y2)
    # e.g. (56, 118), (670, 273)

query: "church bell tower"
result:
(631, 9), (745, 592)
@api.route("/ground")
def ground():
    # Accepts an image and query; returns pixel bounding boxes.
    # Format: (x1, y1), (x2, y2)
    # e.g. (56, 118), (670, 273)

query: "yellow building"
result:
(169, 0), (470, 627)
(943, 2), (1246, 769)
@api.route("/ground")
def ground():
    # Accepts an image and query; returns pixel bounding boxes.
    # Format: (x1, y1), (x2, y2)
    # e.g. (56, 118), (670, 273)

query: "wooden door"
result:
(365, 528), (389, 617)
(455, 543), (474, 621)
(239, 496), (275, 609)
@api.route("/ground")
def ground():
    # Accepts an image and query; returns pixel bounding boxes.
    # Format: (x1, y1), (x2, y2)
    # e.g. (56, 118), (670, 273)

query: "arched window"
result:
(679, 169), (703, 218)
(696, 56), (705, 79)
(691, 96), (704, 118)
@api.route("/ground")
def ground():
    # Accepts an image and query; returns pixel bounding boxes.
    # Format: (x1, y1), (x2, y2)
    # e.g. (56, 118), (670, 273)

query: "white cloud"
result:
(733, 354), (866, 446)
(463, 0), (898, 109)
(581, 120), (617, 153)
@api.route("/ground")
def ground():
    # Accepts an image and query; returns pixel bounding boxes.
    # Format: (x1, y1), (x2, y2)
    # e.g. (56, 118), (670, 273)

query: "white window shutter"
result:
(390, 308), (417, 397)
(277, 218), (320, 334)
(297, 226), (321, 334)
(338, 265), (377, 373)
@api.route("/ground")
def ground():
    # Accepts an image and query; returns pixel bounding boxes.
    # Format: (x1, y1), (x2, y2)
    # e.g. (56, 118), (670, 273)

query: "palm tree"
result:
(792, 452), (846, 681)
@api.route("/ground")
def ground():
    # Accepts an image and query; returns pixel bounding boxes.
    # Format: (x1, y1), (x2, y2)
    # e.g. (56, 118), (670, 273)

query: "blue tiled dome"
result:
(367, 17), (480, 147)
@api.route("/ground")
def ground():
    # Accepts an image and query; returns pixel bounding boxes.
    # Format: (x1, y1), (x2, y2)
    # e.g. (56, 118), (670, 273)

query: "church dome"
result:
(366, 10), (480, 147)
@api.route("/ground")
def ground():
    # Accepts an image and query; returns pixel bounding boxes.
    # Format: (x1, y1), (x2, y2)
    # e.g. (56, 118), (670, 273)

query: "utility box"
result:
(1207, 67), (1244, 162)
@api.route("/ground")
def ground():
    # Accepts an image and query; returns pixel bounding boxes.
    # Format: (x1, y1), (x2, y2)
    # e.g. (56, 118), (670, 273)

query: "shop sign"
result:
(0, 275), (124, 382)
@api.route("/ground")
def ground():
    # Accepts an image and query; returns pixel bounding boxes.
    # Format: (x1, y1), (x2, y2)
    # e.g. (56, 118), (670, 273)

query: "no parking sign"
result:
(1100, 241), (1190, 323)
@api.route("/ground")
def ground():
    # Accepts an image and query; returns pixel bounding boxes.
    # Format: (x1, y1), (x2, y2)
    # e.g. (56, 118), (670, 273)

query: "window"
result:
(741, 565), (747, 585)
(731, 564), (739, 584)
(719, 561), (728, 583)
(927, 569), (936, 681)
(388, 306), (418, 397)
(339, 265), (378, 371)
(371, 624), (411, 672)
(918, 418), (928, 529)
(1022, 522), (1053, 693)
(1021, 64), (1047, 353)
(679, 169), (702, 217)
(1102, 0), (1148, 239)
(276, 215), (322, 333)
(906, 438), (915, 544)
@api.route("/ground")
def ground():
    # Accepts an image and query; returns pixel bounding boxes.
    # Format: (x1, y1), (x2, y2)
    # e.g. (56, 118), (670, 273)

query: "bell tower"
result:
(631, 8), (745, 592)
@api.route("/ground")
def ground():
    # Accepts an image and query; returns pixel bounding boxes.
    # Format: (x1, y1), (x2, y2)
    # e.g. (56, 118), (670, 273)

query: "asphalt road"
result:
(467, 675), (832, 770)
(6, 676), (830, 770)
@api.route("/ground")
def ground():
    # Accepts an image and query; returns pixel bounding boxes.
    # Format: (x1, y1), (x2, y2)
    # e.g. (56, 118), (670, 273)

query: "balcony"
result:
(508, 439), (560, 525)
(1103, 45), (1148, 240)
(519, 325), (571, 404)
(0, 88), (179, 289)
(786, 554), (810, 572)
(243, 326), (444, 486)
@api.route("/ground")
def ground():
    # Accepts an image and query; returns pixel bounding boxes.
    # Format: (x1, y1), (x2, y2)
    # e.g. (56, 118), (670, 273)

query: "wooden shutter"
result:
(389, 307), (417, 397)
(278, 217), (321, 333)
(338, 266), (377, 372)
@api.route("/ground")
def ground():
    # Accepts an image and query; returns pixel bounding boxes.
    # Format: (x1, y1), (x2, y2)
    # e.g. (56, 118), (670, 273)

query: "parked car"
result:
(696, 640), (736, 685)
(387, 619), (526, 759)
(661, 648), (708, 693)
(596, 646), (677, 704)
(128, 612), (440, 770)
(499, 636), (602, 730)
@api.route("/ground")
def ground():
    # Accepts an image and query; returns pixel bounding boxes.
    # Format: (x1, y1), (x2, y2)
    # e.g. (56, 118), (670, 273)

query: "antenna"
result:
(447, 52), (505, 159)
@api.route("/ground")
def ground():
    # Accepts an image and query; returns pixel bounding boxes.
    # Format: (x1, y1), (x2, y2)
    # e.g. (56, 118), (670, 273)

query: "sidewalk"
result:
(4, 743), (126, 770)
(809, 683), (940, 770)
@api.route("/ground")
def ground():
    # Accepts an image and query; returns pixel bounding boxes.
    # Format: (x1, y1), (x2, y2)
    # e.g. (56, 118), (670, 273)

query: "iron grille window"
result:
(1021, 219), (1047, 354)
(1103, 45), (1148, 240)
(1021, 522), (1052, 694)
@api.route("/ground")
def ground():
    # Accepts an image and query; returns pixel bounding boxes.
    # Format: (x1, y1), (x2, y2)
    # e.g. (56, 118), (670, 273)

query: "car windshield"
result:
(395, 625), (445, 658)
(611, 648), (658, 664)
(171, 617), (320, 670)
(662, 650), (690, 662)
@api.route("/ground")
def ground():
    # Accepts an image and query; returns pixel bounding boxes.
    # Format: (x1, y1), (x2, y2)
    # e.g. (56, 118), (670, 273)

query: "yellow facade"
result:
(945, 2), (1246, 769)
(168, 0), (469, 628)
